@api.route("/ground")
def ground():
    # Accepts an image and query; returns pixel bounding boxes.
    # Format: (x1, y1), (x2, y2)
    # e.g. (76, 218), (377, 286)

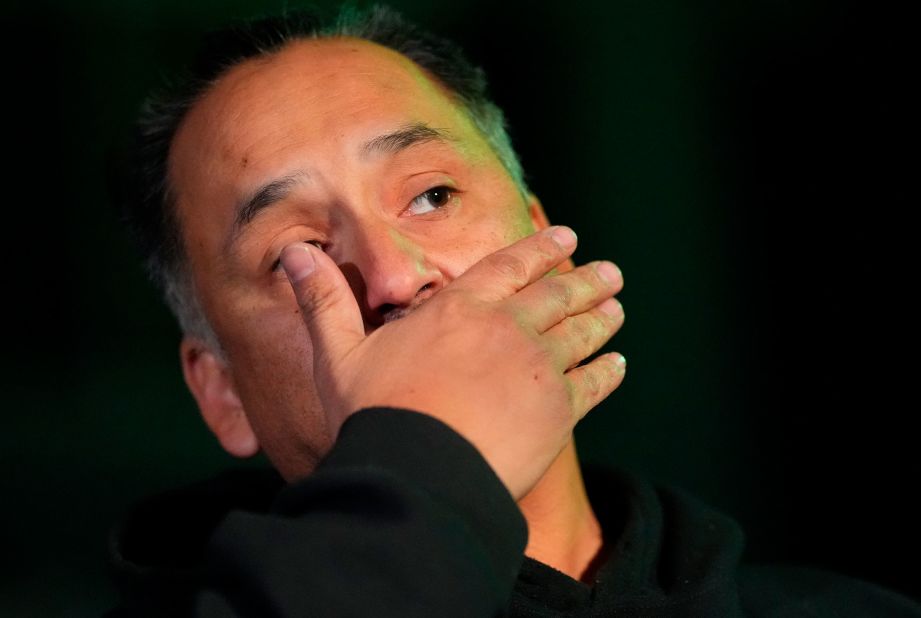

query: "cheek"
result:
(220, 306), (334, 475)
(231, 305), (312, 386)
(225, 308), (313, 414)
(436, 204), (534, 278)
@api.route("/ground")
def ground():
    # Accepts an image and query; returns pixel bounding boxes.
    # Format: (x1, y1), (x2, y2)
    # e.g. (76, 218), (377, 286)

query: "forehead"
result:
(169, 37), (480, 196)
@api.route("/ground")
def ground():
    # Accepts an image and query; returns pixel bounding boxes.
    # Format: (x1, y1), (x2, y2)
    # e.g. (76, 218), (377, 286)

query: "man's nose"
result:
(343, 225), (444, 325)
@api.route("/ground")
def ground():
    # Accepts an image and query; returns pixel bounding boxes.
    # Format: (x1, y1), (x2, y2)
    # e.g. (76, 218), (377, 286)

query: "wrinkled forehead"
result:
(168, 37), (480, 195)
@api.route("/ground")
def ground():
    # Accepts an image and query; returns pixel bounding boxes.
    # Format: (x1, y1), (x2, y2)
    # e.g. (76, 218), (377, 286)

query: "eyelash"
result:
(270, 185), (457, 272)
(409, 185), (456, 212)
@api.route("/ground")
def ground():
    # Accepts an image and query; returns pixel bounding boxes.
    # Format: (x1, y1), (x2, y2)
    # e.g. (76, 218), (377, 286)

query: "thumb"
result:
(280, 243), (365, 364)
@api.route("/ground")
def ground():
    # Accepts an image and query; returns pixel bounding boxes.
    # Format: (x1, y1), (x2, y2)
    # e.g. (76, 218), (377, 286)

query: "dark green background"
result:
(3, 0), (917, 615)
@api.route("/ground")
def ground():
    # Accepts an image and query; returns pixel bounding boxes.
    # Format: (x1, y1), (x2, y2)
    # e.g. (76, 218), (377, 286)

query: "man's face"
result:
(169, 38), (550, 479)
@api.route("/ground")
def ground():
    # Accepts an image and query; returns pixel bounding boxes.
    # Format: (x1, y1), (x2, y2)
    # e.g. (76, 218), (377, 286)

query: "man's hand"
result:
(280, 226), (625, 499)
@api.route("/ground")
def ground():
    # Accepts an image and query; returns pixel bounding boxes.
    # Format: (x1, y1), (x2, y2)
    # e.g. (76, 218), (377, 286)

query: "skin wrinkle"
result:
(172, 37), (524, 460)
(230, 123), (457, 247)
(166, 37), (516, 348)
(171, 37), (603, 581)
(228, 141), (482, 288)
(227, 173), (310, 254)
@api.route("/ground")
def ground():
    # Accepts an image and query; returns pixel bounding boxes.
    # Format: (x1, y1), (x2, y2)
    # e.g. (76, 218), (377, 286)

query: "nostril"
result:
(369, 280), (440, 327)
(380, 304), (412, 324)
(378, 303), (398, 319)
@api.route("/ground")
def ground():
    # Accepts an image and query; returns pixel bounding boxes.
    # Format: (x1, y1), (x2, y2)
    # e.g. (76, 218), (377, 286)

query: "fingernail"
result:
(596, 261), (621, 284)
(614, 354), (627, 374)
(280, 244), (316, 282)
(598, 298), (622, 318)
(550, 226), (577, 250)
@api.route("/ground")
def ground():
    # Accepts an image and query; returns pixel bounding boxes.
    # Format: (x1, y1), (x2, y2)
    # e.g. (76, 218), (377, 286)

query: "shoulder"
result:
(738, 564), (921, 617)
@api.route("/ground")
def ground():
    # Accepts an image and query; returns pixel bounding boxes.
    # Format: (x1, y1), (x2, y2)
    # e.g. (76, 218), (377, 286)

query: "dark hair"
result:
(112, 3), (526, 347)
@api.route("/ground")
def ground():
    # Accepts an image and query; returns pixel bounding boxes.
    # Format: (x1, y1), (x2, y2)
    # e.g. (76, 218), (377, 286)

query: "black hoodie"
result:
(106, 408), (921, 617)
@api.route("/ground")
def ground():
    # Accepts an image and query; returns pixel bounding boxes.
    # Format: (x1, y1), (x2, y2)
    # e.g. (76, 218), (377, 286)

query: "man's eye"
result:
(408, 186), (454, 215)
(271, 240), (323, 272)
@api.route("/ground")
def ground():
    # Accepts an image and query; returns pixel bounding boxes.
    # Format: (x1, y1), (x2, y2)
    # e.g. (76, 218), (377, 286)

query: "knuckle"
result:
(580, 367), (603, 400)
(484, 252), (530, 286)
(535, 232), (564, 259)
(573, 315), (606, 351)
(583, 317), (603, 346)
(595, 298), (624, 330)
(546, 277), (575, 309)
(599, 315), (619, 341)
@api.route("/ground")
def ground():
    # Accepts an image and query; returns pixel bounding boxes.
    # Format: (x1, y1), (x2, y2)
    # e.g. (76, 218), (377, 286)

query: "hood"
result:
(511, 467), (746, 617)
(107, 468), (284, 614)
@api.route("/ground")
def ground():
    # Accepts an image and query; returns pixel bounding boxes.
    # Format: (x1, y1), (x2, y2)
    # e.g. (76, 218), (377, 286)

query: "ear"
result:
(180, 337), (259, 458)
(527, 193), (575, 273)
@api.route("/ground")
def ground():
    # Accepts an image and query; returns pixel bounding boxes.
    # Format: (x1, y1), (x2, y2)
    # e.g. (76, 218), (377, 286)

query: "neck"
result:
(517, 439), (604, 583)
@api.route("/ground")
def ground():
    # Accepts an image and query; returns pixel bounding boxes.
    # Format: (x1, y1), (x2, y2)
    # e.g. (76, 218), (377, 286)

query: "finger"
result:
(451, 226), (578, 301)
(280, 243), (365, 363)
(509, 260), (623, 333)
(542, 298), (624, 371)
(565, 352), (627, 420)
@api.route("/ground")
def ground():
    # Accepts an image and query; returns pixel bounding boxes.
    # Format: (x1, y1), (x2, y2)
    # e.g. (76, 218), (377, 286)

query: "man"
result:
(107, 5), (921, 617)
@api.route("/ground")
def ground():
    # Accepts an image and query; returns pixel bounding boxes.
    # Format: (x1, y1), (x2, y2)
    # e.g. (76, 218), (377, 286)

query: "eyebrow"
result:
(232, 171), (309, 236)
(361, 122), (454, 158)
(229, 123), (455, 243)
